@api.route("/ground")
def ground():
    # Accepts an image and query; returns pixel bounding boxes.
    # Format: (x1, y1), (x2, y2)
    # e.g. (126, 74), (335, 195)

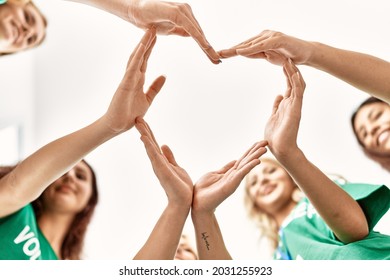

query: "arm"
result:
(191, 141), (268, 259)
(219, 30), (390, 103)
(0, 28), (164, 218)
(66, 0), (220, 64)
(133, 118), (193, 259)
(264, 59), (369, 243)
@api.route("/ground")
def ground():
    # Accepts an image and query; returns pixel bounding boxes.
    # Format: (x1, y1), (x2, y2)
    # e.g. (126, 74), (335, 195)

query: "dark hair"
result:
(0, 160), (98, 260)
(351, 97), (386, 147)
(351, 97), (390, 172)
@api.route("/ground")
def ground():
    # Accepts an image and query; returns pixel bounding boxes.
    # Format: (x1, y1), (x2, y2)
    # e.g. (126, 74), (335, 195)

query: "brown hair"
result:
(0, 161), (98, 260)
(351, 97), (390, 172)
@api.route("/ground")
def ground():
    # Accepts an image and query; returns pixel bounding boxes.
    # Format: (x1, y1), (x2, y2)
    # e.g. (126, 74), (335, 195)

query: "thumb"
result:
(146, 75), (166, 104)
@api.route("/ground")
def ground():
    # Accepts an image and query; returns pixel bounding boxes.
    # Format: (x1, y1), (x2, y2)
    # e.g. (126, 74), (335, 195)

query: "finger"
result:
(145, 75), (166, 104)
(218, 34), (269, 59)
(136, 118), (161, 152)
(168, 26), (191, 37)
(271, 95), (284, 115)
(170, 12), (220, 64)
(141, 118), (161, 151)
(236, 146), (267, 170)
(126, 28), (156, 70)
(161, 145), (179, 166)
(217, 48), (239, 59)
(235, 159), (262, 181)
(283, 64), (293, 98)
(235, 36), (281, 57)
(140, 133), (162, 163)
(215, 160), (236, 174)
(140, 36), (157, 73)
(179, 5), (221, 64)
(285, 59), (306, 97)
(234, 141), (264, 168)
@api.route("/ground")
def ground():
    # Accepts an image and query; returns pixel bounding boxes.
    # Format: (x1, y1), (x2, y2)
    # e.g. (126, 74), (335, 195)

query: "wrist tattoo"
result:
(201, 232), (210, 250)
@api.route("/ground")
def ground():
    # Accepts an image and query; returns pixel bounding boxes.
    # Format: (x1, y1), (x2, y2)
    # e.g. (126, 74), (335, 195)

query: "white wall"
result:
(0, 51), (35, 162)
(8, 0), (390, 259)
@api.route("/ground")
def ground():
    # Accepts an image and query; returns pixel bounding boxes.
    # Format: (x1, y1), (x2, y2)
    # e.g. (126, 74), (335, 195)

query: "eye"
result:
(265, 167), (276, 174)
(374, 110), (383, 120)
(27, 35), (37, 45)
(76, 172), (87, 181)
(24, 10), (35, 25)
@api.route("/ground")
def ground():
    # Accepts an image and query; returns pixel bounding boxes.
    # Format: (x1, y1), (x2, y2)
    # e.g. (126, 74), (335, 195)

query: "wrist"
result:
(127, 0), (144, 25)
(275, 148), (305, 168)
(167, 202), (191, 216)
(306, 41), (328, 68)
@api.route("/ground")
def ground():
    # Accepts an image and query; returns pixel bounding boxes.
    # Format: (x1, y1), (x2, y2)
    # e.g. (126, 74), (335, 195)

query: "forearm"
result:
(191, 212), (232, 260)
(133, 204), (190, 260)
(65, 0), (139, 23)
(0, 117), (115, 215)
(277, 149), (369, 243)
(308, 42), (390, 103)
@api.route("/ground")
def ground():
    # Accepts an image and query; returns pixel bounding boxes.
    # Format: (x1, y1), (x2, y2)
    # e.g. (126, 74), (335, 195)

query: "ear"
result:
(291, 188), (303, 203)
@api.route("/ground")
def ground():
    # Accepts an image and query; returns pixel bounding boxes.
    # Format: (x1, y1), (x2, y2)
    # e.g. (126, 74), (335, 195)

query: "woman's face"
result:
(246, 160), (297, 215)
(354, 102), (390, 155)
(0, 2), (46, 54)
(174, 236), (197, 260)
(41, 161), (94, 214)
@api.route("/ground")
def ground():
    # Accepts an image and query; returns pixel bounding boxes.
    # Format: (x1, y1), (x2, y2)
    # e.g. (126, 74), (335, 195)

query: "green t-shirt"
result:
(0, 204), (58, 260)
(274, 183), (390, 260)
(0, 0), (7, 5)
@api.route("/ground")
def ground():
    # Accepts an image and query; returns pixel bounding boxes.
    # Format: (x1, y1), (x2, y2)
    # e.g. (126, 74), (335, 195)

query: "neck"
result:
(272, 201), (297, 228)
(38, 211), (75, 259)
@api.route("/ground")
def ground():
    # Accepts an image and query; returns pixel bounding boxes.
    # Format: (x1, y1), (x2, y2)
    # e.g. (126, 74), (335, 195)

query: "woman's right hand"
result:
(136, 117), (193, 209)
(102, 27), (166, 135)
(218, 30), (314, 66)
(192, 141), (267, 214)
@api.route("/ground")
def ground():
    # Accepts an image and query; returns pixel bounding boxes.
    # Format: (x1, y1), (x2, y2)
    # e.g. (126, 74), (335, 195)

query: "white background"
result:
(1, 0), (389, 259)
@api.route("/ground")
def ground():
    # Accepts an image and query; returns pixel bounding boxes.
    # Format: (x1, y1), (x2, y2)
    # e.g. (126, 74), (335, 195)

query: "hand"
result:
(129, 0), (220, 64)
(218, 30), (314, 66)
(136, 117), (193, 209)
(192, 141), (267, 214)
(264, 60), (306, 160)
(103, 28), (166, 135)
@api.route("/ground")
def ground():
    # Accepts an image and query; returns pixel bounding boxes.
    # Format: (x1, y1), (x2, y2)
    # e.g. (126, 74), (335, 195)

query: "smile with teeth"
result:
(377, 129), (390, 147)
(260, 184), (276, 196)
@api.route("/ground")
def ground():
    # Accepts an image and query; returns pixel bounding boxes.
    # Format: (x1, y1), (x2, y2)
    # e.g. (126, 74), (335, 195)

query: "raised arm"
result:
(219, 30), (390, 103)
(191, 141), (268, 259)
(133, 118), (193, 259)
(0, 28), (164, 218)
(264, 59), (369, 243)
(66, 0), (220, 64)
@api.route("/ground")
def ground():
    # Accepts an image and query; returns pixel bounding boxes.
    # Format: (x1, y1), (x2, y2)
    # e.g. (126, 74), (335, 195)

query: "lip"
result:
(55, 184), (76, 193)
(259, 183), (276, 196)
(377, 129), (390, 147)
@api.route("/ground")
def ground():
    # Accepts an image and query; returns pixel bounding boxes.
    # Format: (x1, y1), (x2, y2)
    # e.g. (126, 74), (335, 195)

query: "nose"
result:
(366, 121), (380, 137)
(260, 174), (270, 185)
(62, 169), (76, 182)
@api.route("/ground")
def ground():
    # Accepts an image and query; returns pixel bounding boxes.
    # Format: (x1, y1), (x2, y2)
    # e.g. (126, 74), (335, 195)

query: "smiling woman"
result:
(351, 97), (390, 172)
(0, 0), (47, 55)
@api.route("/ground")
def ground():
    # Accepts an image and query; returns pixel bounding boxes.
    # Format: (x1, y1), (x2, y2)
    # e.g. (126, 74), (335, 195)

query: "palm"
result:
(264, 60), (305, 158)
(193, 167), (242, 213)
(153, 150), (193, 206)
(104, 28), (165, 134)
(136, 118), (193, 208)
(265, 97), (301, 154)
(192, 141), (268, 213)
